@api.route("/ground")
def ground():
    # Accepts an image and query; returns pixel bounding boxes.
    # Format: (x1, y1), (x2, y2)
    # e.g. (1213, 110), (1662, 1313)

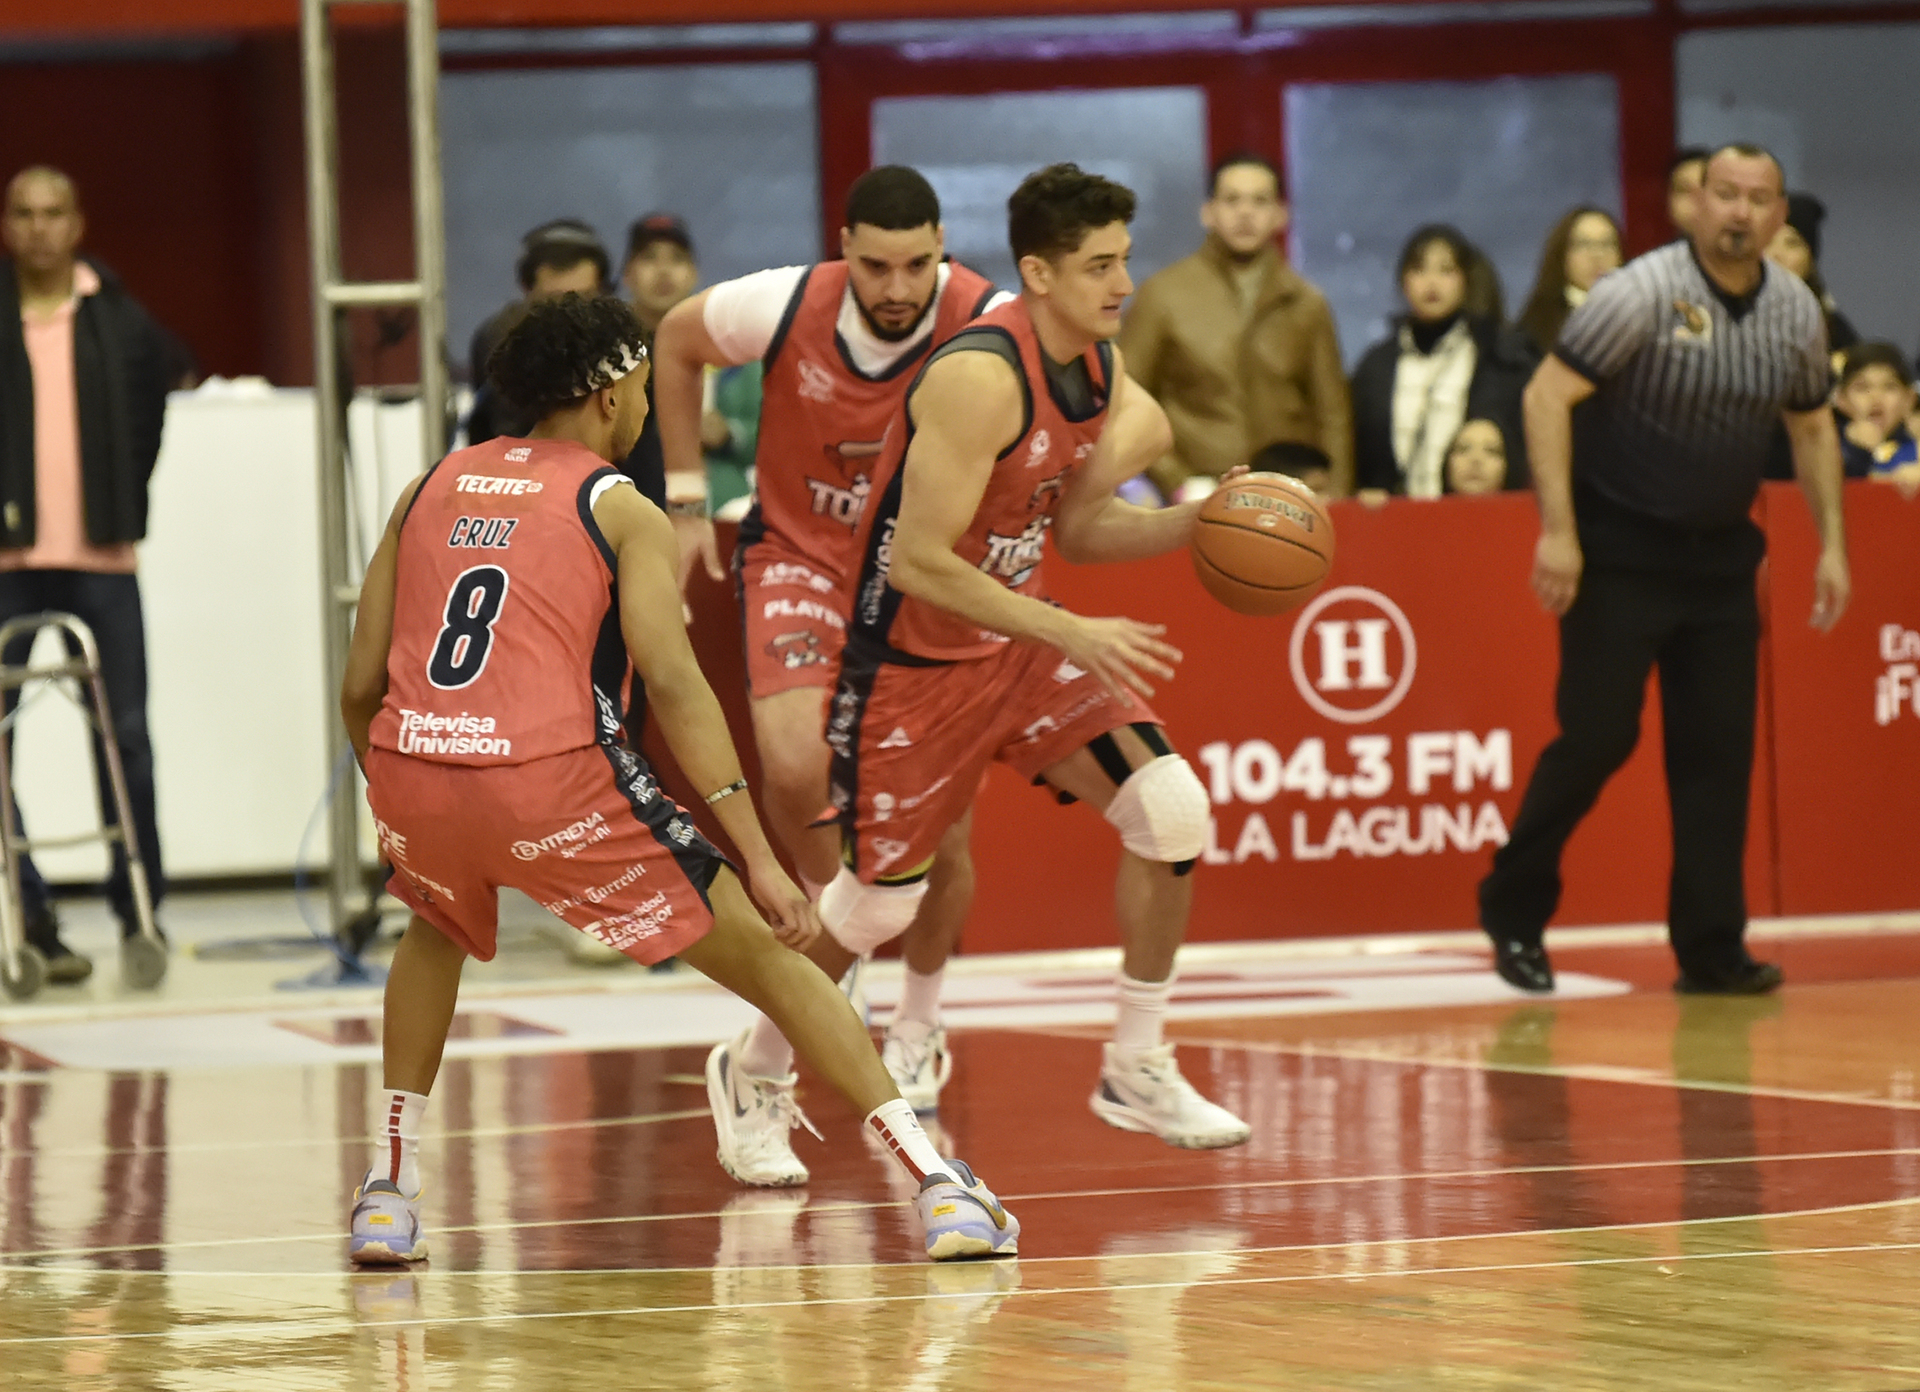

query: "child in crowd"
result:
(1442, 418), (1509, 495)
(1250, 440), (1334, 498)
(1835, 343), (1919, 497)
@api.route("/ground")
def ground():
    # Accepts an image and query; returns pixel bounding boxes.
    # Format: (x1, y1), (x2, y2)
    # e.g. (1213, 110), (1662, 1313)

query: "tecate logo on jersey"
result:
(511, 812), (610, 861)
(1287, 586), (1418, 725)
(455, 475), (543, 496)
(395, 709), (512, 758)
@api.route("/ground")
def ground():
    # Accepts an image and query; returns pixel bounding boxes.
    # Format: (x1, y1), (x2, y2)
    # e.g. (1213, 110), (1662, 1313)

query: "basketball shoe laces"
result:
(737, 1066), (824, 1162)
(1119, 1043), (1205, 1110)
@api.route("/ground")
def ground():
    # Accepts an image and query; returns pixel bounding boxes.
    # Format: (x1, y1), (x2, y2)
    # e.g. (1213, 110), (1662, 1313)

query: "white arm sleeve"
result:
(702, 265), (811, 365)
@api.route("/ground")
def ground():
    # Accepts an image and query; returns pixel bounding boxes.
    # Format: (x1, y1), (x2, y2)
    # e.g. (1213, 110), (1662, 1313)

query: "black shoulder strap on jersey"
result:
(761, 266), (815, 371)
(575, 466), (625, 571)
(919, 325), (1033, 460)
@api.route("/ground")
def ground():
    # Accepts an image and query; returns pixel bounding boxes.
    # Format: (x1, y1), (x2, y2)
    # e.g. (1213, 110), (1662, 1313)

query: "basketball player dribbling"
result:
(339, 295), (1016, 1264)
(652, 168), (1007, 1166)
(703, 164), (1251, 1187)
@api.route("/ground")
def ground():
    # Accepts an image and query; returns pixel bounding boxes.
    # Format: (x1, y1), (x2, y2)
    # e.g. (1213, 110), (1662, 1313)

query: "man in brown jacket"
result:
(1121, 154), (1351, 500)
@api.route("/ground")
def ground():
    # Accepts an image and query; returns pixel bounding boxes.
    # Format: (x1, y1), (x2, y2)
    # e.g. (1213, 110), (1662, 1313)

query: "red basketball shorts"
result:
(826, 637), (1159, 883)
(364, 743), (726, 965)
(736, 540), (849, 700)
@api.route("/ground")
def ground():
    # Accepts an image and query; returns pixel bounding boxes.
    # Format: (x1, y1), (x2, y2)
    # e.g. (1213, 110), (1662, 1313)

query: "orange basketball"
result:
(1189, 472), (1335, 616)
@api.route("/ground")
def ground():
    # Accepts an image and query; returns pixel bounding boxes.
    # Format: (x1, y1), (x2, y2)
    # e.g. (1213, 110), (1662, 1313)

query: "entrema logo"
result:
(1287, 586), (1417, 725)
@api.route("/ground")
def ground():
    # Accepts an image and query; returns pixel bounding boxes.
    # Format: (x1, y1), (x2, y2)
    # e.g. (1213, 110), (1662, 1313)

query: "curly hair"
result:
(1007, 163), (1136, 265)
(486, 294), (648, 421)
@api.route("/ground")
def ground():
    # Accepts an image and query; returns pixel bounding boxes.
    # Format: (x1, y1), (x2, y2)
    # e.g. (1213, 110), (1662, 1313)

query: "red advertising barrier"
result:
(1763, 482), (1920, 916)
(678, 484), (1911, 955)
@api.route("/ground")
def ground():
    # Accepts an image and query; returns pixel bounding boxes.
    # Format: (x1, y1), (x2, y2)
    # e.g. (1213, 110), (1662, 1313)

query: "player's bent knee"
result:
(1103, 754), (1210, 864)
(819, 867), (928, 955)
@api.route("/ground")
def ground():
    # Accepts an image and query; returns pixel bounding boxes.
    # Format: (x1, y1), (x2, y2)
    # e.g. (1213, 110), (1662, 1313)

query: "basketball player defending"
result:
(703, 165), (1251, 1187)
(653, 168), (1004, 1156)
(339, 295), (1015, 1264)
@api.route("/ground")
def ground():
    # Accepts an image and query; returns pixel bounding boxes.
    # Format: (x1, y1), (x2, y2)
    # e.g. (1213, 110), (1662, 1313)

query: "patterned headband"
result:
(582, 340), (648, 395)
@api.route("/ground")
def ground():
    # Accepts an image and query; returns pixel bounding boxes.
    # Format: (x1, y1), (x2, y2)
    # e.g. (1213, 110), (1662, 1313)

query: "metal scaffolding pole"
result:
(299, 0), (447, 959)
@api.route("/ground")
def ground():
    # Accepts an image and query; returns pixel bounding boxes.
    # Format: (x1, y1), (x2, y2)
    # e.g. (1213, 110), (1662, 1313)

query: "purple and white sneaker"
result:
(917, 1159), (1019, 1261)
(350, 1175), (427, 1265)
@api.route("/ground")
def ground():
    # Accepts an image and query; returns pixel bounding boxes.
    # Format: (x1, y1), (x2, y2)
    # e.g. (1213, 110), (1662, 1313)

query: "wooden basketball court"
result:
(3, 905), (1918, 1390)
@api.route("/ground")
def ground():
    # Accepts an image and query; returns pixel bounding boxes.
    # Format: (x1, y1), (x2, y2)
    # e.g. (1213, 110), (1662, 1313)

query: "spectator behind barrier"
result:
(1443, 419), (1514, 496)
(617, 213), (759, 520)
(616, 212), (703, 513)
(1249, 439), (1333, 498)
(1120, 152), (1351, 504)
(1766, 192), (1860, 366)
(466, 219), (610, 445)
(1350, 224), (1537, 501)
(1668, 146), (1709, 238)
(0, 166), (174, 984)
(1836, 343), (1919, 497)
(1517, 207), (1623, 357)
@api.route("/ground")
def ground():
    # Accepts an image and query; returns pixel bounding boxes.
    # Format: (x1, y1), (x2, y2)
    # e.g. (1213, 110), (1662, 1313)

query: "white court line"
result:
(4, 1147), (1917, 1266)
(11, 1193), (1918, 1284)
(1139, 1030), (1920, 1112)
(3, 1204), (1917, 1347)
(0, 1106), (711, 1164)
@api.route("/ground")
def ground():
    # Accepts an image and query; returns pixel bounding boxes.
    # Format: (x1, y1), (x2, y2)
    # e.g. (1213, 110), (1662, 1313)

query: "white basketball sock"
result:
(1113, 972), (1173, 1054)
(892, 965), (945, 1029)
(737, 1014), (796, 1079)
(865, 1098), (952, 1186)
(373, 1090), (427, 1198)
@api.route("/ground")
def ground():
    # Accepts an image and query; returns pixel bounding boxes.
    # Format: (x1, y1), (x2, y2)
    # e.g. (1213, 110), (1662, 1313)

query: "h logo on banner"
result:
(1314, 619), (1393, 692)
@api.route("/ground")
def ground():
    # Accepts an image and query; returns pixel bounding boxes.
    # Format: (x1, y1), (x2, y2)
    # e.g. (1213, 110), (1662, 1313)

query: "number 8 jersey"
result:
(370, 437), (634, 767)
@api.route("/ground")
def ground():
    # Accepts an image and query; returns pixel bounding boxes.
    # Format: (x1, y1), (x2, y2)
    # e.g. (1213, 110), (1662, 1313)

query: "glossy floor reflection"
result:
(2, 931), (1919, 1389)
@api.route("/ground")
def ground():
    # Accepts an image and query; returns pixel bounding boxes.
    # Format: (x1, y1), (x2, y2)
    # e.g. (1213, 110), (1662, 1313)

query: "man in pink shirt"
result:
(1, 167), (173, 983)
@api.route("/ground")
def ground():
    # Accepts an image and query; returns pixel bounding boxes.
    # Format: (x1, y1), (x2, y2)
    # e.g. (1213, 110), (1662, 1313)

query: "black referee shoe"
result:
(1491, 937), (1555, 993)
(1674, 960), (1783, 995)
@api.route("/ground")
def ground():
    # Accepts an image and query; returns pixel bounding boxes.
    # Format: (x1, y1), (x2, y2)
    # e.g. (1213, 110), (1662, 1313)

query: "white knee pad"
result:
(1103, 754), (1210, 863)
(820, 867), (929, 955)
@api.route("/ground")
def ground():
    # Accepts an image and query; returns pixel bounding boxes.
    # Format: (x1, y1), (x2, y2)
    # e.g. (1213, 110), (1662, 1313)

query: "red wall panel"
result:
(0, 57), (266, 378)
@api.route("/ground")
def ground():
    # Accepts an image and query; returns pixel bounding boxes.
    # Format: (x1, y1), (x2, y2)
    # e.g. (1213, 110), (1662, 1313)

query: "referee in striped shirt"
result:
(1481, 145), (1849, 996)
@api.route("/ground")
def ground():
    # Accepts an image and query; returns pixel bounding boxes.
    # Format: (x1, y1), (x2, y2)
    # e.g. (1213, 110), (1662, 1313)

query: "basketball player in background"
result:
(653, 167), (1004, 1145)
(339, 295), (1016, 1263)
(705, 164), (1252, 1189)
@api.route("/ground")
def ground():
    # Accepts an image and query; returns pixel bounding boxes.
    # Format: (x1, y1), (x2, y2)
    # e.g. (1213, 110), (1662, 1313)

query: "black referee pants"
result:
(1479, 565), (1759, 982)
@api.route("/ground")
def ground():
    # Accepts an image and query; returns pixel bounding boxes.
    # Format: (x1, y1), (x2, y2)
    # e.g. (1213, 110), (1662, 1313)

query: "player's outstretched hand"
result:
(1531, 529), (1583, 616)
(747, 858), (821, 952)
(1054, 613), (1182, 701)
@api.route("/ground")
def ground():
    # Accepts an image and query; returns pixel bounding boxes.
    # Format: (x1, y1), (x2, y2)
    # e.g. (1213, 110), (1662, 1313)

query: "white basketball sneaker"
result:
(1090, 1042), (1251, 1150)
(706, 1030), (818, 1187)
(881, 1020), (953, 1113)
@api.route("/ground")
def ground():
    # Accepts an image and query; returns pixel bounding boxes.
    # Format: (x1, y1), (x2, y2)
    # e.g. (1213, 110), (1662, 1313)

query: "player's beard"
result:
(854, 292), (935, 343)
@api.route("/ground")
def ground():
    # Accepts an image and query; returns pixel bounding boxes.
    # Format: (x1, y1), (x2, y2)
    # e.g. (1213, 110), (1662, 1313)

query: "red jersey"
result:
(743, 259), (999, 585)
(370, 437), (631, 766)
(848, 298), (1113, 663)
